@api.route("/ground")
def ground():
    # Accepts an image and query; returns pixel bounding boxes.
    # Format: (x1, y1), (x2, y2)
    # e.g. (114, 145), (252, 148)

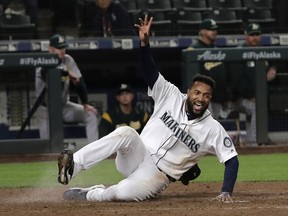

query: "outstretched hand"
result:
(134, 15), (153, 47)
(211, 192), (233, 202)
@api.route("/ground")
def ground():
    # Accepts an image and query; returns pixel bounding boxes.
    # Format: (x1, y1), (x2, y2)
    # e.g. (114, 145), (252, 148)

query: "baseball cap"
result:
(199, 19), (220, 30)
(117, 83), (133, 95)
(49, 34), (68, 49)
(245, 23), (262, 35)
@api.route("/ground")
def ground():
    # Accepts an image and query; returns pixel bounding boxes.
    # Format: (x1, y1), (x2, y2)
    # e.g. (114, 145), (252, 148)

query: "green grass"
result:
(197, 153), (288, 182)
(0, 153), (287, 188)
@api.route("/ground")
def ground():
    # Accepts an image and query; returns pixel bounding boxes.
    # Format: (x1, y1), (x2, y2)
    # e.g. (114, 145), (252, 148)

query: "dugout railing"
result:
(0, 53), (64, 154)
(182, 46), (288, 144)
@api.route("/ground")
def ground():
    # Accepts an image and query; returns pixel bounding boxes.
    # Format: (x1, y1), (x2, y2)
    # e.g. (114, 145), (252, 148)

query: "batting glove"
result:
(211, 192), (233, 202)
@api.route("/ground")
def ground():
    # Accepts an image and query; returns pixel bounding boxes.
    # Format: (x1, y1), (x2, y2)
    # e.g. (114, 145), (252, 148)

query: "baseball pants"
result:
(36, 101), (99, 143)
(72, 126), (170, 201)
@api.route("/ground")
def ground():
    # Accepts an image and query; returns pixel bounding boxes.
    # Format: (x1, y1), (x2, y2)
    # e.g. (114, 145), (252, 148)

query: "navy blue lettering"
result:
(160, 111), (200, 153)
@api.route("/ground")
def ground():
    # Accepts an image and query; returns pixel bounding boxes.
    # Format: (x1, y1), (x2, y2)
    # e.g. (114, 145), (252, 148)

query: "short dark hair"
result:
(191, 74), (216, 90)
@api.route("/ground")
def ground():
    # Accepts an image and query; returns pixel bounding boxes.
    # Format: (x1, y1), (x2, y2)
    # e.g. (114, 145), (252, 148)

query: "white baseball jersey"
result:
(140, 73), (238, 180)
(71, 73), (237, 202)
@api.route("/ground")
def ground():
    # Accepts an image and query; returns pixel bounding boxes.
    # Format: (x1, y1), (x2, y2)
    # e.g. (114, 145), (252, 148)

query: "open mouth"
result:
(193, 102), (203, 112)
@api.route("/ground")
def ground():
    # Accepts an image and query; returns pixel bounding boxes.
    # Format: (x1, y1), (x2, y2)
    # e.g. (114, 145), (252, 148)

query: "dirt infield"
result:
(1, 145), (288, 216)
(1, 182), (288, 216)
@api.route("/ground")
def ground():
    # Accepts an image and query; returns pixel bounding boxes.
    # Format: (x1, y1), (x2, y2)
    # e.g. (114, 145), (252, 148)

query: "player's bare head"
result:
(186, 74), (215, 117)
(191, 74), (215, 93)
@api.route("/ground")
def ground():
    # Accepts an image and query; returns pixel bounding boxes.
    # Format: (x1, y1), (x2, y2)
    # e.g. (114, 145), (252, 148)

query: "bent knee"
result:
(115, 126), (138, 137)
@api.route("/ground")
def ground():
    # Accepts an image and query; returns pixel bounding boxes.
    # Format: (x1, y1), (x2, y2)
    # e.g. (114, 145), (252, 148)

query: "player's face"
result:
(49, 47), (66, 59)
(201, 29), (218, 44)
(186, 81), (212, 116)
(116, 91), (134, 106)
(246, 34), (261, 46)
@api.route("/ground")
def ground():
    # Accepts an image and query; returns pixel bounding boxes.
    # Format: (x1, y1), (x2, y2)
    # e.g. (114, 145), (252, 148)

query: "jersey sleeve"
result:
(148, 74), (183, 108)
(210, 124), (238, 163)
(64, 54), (82, 77)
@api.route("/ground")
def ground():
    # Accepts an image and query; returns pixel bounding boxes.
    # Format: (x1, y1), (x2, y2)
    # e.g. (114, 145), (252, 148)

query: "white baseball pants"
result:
(72, 126), (170, 201)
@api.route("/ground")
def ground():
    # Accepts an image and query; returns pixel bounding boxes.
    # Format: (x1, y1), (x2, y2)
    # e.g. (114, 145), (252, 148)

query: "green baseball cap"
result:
(245, 23), (262, 35)
(199, 19), (220, 30)
(49, 34), (68, 49)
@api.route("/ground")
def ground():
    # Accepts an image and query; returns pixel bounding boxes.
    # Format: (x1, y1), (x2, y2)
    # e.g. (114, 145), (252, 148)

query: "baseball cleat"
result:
(63, 185), (105, 201)
(58, 149), (74, 185)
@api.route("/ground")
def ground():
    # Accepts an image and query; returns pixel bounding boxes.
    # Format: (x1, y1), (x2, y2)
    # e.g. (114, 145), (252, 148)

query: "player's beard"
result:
(186, 98), (209, 119)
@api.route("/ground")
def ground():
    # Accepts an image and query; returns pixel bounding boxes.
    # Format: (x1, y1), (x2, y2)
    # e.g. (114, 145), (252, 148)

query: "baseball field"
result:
(0, 145), (288, 216)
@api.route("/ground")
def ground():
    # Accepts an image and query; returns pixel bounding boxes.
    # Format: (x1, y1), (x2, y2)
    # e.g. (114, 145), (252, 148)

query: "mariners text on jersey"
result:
(160, 111), (200, 153)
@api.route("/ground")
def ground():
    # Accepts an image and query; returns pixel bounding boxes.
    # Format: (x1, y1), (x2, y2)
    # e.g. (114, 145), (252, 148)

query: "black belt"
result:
(158, 168), (176, 182)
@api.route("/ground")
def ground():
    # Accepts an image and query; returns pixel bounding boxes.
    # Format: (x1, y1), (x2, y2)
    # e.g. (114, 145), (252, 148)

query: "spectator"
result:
(186, 19), (233, 120)
(1, 0), (38, 24)
(35, 34), (99, 144)
(230, 23), (277, 145)
(79, 0), (135, 37)
(99, 83), (149, 138)
(50, 0), (79, 34)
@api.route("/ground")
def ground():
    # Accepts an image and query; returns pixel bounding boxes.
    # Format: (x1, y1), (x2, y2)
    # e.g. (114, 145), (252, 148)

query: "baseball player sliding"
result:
(58, 15), (239, 202)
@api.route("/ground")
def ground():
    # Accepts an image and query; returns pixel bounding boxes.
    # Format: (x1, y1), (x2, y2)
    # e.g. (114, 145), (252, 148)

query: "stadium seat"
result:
(171, 0), (212, 11)
(176, 9), (202, 36)
(246, 9), (275, 23)
(136, 0), (173, 12)
(207, 0), (245, 11)
(120, 0), (138, 12)
(243, 0), (273, 9)
(202, 9), (243, 34)
(244, 8), (275, 33)
(0, 13), (37, 39)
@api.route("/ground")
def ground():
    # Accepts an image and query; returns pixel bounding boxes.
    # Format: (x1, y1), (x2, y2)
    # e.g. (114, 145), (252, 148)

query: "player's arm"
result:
(213, 156), (239, 202)
(135, 15), (159, 89)
(71, 77), (88, 105)
(140, 44), (159, 89)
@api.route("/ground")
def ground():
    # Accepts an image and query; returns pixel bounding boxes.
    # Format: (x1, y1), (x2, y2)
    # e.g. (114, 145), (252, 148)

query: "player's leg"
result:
(86, 157), (170, 201)
(72, 126), (147, 178)
(59, 126), (144, 185)
(242, 99), (256, 144)
(237, 99), (256, 144)
(64, 155), (170, 201)
(35, 105), (49, 139)
(62, 126), (170, 201)
(62, 101), (99, 142)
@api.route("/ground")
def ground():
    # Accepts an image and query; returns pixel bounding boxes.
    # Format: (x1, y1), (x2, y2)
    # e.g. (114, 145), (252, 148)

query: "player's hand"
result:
(83, 104), (98, 115)
(68, 71), (80, 84)
(211, 192), (233, 202)
(134, 15), (153, 46)
(267, 66), (276, 81)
